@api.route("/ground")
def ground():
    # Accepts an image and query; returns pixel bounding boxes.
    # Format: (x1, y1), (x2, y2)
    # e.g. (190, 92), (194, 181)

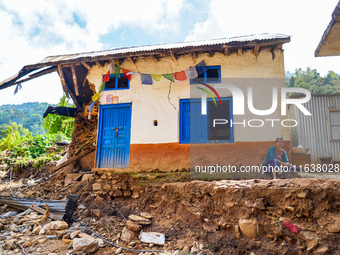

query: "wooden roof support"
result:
(151, 55), (159, 63)
(126, 57), (136, 65)
(66, 87), (80, 108)
(169, 52), (178, 61)
(223, 48), (229, 56)
(71, 65), (79, 96)
(208, 51), (215, 58)
(57, 65), (69, 98)
(81, 62), (91, 70)
(191, 52), (197, 63)
(253, 45), (260, 58)
(237, 47), (243, 56)
(271, 47), (276, 60)
(96, 61), (102, 68)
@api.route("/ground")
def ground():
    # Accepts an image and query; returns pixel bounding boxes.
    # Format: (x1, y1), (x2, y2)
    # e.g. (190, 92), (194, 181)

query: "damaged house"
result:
(0, 33), (291, 172)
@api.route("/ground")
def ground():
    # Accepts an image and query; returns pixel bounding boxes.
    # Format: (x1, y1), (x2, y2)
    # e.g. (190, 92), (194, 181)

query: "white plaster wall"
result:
(87, 48), (289, 144)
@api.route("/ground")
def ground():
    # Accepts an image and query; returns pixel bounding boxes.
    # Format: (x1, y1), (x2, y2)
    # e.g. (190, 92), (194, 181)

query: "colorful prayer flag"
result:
(195, 60), (207, 75)
(109, 63), (115, 74)
(141, 74), (153, 85)
(121, 68), (132, 81)
(88, 100), (96, 120)
(151, 74), (162, 82)
(92, 91), (101, 101)
(185, 66), (198, 79)
(174, 71), (187, 81)
(103, 70), (110, 82)
(162, 73), (175, 82)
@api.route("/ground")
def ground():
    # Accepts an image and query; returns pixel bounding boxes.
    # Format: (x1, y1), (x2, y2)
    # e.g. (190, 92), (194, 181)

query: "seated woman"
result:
(262, 137), (296, 179)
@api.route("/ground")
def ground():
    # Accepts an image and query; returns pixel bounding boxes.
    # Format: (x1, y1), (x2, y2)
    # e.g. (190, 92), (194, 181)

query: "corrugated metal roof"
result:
(290, 92), (340, 98)
(36, 33), (290, 66)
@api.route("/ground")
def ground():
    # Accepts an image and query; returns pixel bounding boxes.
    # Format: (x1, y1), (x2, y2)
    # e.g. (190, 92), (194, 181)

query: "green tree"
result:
(287, 68), (340, 94)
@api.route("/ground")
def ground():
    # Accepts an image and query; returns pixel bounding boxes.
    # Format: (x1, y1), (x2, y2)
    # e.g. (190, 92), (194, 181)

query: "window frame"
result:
(104, 74), (130, 91)
(179, 97), (234, 144)
(190, 65), (221, 84)
(328, 108), (340, 142)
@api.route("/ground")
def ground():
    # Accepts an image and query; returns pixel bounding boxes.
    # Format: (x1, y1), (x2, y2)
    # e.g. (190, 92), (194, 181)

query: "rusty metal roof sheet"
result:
(36, 33), (290, 66)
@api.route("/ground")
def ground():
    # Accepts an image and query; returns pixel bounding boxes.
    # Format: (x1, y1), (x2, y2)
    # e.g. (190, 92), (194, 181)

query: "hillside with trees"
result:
(287, 68), (340, 94)
(0, 102), (49, 135)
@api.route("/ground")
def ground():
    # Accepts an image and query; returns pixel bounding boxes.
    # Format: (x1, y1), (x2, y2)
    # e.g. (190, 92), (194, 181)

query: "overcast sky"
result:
(0, 0), (339, 106)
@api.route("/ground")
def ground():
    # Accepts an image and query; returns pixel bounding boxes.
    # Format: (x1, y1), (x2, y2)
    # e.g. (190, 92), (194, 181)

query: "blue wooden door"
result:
(97, 103), (131, 168)
(180, 99), (207, 143)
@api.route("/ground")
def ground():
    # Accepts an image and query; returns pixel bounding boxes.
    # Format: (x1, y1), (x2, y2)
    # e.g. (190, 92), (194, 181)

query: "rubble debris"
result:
(139, 232), (165, 245)
(128, 215), (152, 225)
(72, 237), (100, 254)
(0, 195), (67, 215)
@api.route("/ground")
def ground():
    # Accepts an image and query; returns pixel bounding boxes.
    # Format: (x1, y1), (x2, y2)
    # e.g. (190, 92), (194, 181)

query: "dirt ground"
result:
(0, 164), (339, 255)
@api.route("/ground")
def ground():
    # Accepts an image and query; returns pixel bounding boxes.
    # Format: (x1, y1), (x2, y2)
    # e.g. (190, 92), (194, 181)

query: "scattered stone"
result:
(307, 239), (318, 252)
(285, 206), (295, 212)
(226, 202), (234, 208)
(113, 190), (123, 197)
(120, 227), (136, 243)
(71, 230), (81, 239)
(116, 247), (123, 254)
(72, 238), (100, 254)
(126, 220), (142, 232)
(238, 218), (260, 239)
(128, 215), (151, 225)
(95, 196), (104, 204)
(41, 221), (69, 231)
(0, 223), (4, 230)
(203, 223), (217, 233)
(37, 238), (47, 244)
(62, 239), (72, 245)
(77, 205), (86, 210)
(139, 232), (165, 245)
(147, 175), (157, 180)
(93, 209), (101, 218)
(254, 198), (265, 210)
(21, 241), (32, 248)
(123, 190), (132, 197)
(218, 217), (228, 229)
(32, 226), (42, 235)
(103, 184), (111, 191)
(244, 200), (254, 208)
(92, 183), (102, 191)
(297, 192), (307, 199)
(328, 216), (340, 233)
(235, 225), (241, 239)
(140, 212), (153, 219)
(9, 224), (18, 232)
(131, 191), (140, 199)
(315, 247), (329, 254)
(3, 239), (17, 250)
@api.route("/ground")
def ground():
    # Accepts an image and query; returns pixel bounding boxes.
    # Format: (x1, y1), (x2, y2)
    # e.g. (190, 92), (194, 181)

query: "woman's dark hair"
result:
(275, 137), (284, 142)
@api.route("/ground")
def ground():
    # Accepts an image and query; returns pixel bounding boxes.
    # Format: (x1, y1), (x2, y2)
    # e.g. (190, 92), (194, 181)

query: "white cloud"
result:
(0, 0), (186, 105)
(185, 0), (340, 76)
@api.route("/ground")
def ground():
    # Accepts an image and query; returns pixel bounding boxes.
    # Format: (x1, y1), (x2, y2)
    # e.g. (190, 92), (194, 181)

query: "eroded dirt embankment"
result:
(4, 171), (340, 254)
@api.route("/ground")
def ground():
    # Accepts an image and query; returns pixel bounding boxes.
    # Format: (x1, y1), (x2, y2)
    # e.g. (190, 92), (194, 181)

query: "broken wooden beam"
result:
(30, 204), (62, 221)
(54, 147), (96, 171)
(57, 65), (69, 98)
(71, 64), (79, 96)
